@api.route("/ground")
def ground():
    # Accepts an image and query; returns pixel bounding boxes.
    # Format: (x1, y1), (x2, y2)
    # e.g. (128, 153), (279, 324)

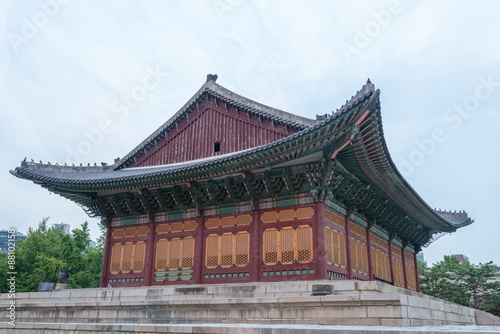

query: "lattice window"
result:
(281, 227), (295, 264)
(263, 229), (278, 265)
(325, 226), (347, 268)
(351, 238), (368, 275)
(181, 237), (195, 269)
(110, 241), (146, 274)
(325, 227), (334, 264)
(221, 233), (233, 268)
(392, 258), (404, 287)
(235, 232), (249, 267)
(121, 242), (134, 272)
(169, 238), (181, 269)
(405, 250), (417, 291)
(297, 226), (312, 263)
(205, 234), (219, 268)
(155, 239), (168, 271)
(263, 226), (313, 266)
(110, 243), (123, 274)
(205, 232), (250, 268)
(132, 241), (146, 273)
(155, 237), (195, 272)
(338, 231), (346, 268)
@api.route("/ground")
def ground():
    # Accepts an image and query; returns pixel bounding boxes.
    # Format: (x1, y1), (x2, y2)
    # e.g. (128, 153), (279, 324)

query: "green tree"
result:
(0, 218), (105, 293)
(480, 293), (500, 317)
(419, 256), (469, 306)
(419, 255), (500, 313)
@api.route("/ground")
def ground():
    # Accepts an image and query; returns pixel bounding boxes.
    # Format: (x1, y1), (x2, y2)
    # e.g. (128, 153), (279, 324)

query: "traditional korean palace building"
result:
(11, 75), (472, 291)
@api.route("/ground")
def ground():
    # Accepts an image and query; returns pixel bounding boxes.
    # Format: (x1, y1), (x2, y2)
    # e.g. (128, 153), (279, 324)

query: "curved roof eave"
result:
(336, 91), (472, 231)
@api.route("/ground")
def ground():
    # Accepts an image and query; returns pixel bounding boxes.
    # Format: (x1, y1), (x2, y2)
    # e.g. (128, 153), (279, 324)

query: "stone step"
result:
(2, 322), (500, 334)
(1, 280), (493, 328)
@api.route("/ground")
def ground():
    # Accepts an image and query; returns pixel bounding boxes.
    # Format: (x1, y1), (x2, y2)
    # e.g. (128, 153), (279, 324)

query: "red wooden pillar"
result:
(388, 240), (395, 286)
(402, 246), (408, 289)
(100, 223), (112, 287)
(366, 228), (374, 281)
(414, 252), (420, 292)
(192, 215), (205, 283)
(143, 219), (156, 286)
(250, 209), (260, 282)
(314, 202), (327, 280)
(344, 212), (353, 280)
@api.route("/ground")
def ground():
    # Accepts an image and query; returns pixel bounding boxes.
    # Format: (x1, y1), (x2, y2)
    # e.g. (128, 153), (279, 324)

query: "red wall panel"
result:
(129, 97), (299, 167)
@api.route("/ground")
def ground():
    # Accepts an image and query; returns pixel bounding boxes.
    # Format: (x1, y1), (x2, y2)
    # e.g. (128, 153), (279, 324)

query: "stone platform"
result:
(1, 280), (500, 333)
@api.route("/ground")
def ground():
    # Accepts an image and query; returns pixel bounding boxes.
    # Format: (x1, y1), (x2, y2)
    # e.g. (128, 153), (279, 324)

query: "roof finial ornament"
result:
(367, 78), (372, 84)
(206, 74), (218, 82)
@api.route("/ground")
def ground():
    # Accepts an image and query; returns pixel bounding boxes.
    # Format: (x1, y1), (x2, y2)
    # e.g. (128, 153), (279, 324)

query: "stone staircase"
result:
(1, 280), (499, 333)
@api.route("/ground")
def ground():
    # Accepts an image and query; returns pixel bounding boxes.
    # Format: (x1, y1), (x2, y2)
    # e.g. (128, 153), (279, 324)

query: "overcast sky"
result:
(1, 0), (499, 266)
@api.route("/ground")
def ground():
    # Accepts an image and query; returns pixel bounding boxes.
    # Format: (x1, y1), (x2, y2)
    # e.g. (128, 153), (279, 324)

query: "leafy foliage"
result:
(0, 218), (104, 292)
(419, 255), (500, 316)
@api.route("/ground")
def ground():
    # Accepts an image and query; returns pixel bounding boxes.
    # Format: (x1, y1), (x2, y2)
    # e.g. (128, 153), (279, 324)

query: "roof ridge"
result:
(334, 78), (376, 114)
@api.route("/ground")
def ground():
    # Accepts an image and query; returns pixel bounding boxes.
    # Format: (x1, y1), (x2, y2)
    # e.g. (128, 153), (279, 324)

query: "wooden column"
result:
(143, 219), (156, 286)
(344, 212), (353, 280)
(366, 228), (374, 281)
(250, 209), (260, 282)
(99, 222), (112, 287)
(314, 202), (327, 280)
(193, 215), (204, 283)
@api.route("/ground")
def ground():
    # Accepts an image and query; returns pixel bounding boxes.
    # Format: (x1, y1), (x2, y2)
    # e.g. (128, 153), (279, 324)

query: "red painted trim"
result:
(366, 229), (374, 281)
(100, 224), (112, 287)
(314, 202), (327, 280)
(143, 221), (156, 286)
(344, 213), (353, 280)
(250, 209), (260, 282)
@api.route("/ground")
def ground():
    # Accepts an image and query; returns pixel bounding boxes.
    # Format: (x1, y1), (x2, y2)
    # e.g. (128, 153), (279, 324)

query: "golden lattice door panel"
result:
(155, 237), (195, 271)
(109, 241), (146, 274)
(325, 226), (347, 268)
(205, 232), (250, 269)
(263, 225), (313, 265)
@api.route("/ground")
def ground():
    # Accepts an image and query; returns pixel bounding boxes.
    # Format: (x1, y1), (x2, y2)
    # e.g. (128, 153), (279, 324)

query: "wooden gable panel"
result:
(130, 96), (299, 167)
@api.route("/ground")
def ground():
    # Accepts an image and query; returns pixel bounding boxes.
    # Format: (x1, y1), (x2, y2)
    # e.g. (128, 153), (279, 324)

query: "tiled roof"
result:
(10, 77), (473, 233)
